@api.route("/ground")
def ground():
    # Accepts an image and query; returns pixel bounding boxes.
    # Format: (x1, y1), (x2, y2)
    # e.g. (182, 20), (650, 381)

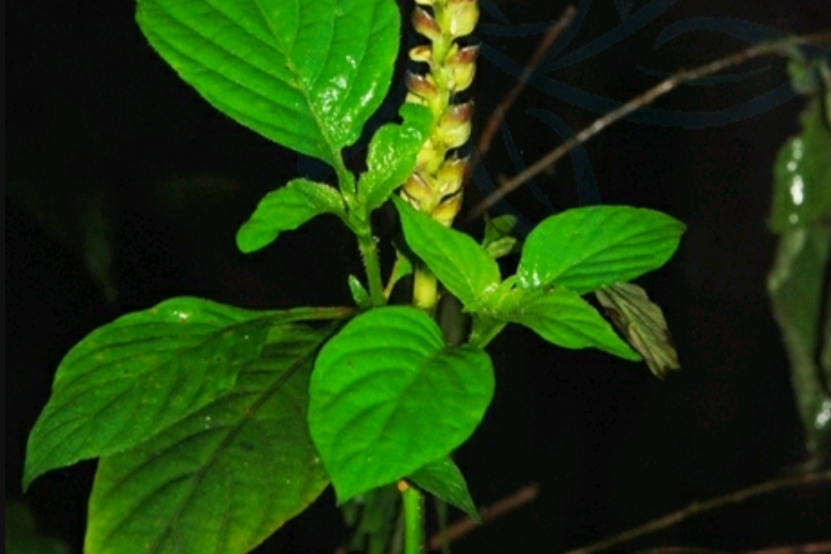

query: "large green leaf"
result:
(393, 197), (501, 305)
(410, 457), (479, 521)
(136, 0), (401, 166)
(236, 178), (345, 253)
(768, 226), (831, 453)
(358, 104), (433, 215)
(24, 298), (346, 489)
(596, 283), (680, 378)
(518, 206), (685, 294)
(769, 99), (831, 233)
(84, 324), (330, 554)
(475, 284), (639, 360)
(308, 307), (495, 502)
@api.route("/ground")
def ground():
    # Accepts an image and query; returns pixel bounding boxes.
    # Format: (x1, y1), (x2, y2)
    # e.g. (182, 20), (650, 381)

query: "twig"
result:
(467, 30), (831, 221)
(743, 540), (831, 554)
(427, 483), (540, 551)
(475, 6), (577, 159)
(562, 469), (831, 554)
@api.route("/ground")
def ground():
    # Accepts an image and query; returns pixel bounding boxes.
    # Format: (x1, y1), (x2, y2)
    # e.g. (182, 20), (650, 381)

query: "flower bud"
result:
(435, 157), (467, 196)
(406, 72), (440, 102)
(403, 172), (436, 209)
(415, 138), (444, 171)
(431, 192), (464, 226)
(438, 102), (473, 149)
(446, 45), (479, 92)
(446, 0), (479, 38)
(409, 45), (433, 64)
(413, 7), (442, 41)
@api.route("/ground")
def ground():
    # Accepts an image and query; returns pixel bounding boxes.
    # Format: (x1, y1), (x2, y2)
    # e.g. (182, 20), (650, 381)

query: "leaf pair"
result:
(24, 298), (342, 554)
(395, 198), (685, 360)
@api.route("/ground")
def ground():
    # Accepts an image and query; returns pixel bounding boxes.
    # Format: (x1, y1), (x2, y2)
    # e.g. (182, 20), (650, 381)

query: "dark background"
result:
(6, 0), (831, 552)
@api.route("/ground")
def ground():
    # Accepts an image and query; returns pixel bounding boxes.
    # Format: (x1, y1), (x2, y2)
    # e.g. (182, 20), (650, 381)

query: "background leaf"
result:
(518, 206), (685, 294)
(768, 226), (831, 454)
(410, 457), (479, 522)
(358, 104), (433, 214)
(596, 283), (681, 378)
(136, 0), (401, 165)
(477, 285), (640, 361)
(24, 298), (327, 489)
(769, 99), (831, 233)
(394, 197), (500, 305)
(84, 324), (330, 554)
(236, 178), (345, 253)
(482, 214), (520, 259)
(308, 307), (495, 502)
(5, 502), (69, 554)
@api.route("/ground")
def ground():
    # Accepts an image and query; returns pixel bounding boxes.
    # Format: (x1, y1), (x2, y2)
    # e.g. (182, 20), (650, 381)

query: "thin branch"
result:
(474, 6), (577, 159)
(467, 30), (831, 221)
(562, 469), (831, 554)
(743, 540), (831, 554)
(427, 483), (540, 551)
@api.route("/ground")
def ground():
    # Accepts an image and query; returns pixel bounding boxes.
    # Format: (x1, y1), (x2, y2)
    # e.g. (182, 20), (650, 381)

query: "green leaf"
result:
(358, 104), (433, 214)
(136, 0), (400, 166)
(236, 178), (345, 253)
(24, 298), (344, 489)
(768, 226), (831, 453)
(6, 502), (69, 554)
(769, 99), (831, 233)
(476, 284), (640, 361)
(308, 307), (495, 502)
(394, 197), (501, 305)
(518, 206), (685, 294)
(482, 214), (520, 259)
(84, 324), (330, 554)
(348, 274), (372, 308)
(596, 283), (680, 378)
(410, 457), (479, 522)
(385, 249), (414, 298)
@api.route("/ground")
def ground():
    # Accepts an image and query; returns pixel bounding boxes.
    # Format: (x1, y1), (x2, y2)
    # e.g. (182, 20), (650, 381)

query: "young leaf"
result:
(477, 285), (640, 361)
(518, 206), (685, 294)
(393, 197), (500, 305)
(24, 298), (338, 489)
(358, 104), (433, 214)
(410, 457), (480, 522)
(769, 99), (831, 233)
(84, 325), (331, 554)
(482, 214), (520, 259)
(596, 283), (680, 378)
(236, 178), (345, 253)
(136, 0), (400, 167)
(308, 307), (495, 502)
(348, 274), (372, 308)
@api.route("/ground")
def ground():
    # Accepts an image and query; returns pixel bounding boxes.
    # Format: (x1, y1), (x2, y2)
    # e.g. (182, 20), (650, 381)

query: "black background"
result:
(6, 0), (831, 552)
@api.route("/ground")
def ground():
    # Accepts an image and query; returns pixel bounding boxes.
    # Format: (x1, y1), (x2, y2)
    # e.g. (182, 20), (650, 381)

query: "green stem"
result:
(358, 232), (386, 307)
(401, 482), (424, 554)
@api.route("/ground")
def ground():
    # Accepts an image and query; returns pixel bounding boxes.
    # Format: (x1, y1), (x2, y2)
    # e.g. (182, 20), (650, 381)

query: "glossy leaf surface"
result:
(768, 227), (831, 453)
(410, 457), (479, 521)
(85, 325), (330, 554)
(394, 197), (500, 305)
(236, 178), (345, 253)
(308, 307), (494, 502)
(358, 104), (433, 214)
(477, 284), (639, 360)
(596, 283), (680, 378)
(518, 206), (685, 294)
(769, 100), (831, 233)
(137, 0), (400, 165)
(24, 298), (324, 489)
